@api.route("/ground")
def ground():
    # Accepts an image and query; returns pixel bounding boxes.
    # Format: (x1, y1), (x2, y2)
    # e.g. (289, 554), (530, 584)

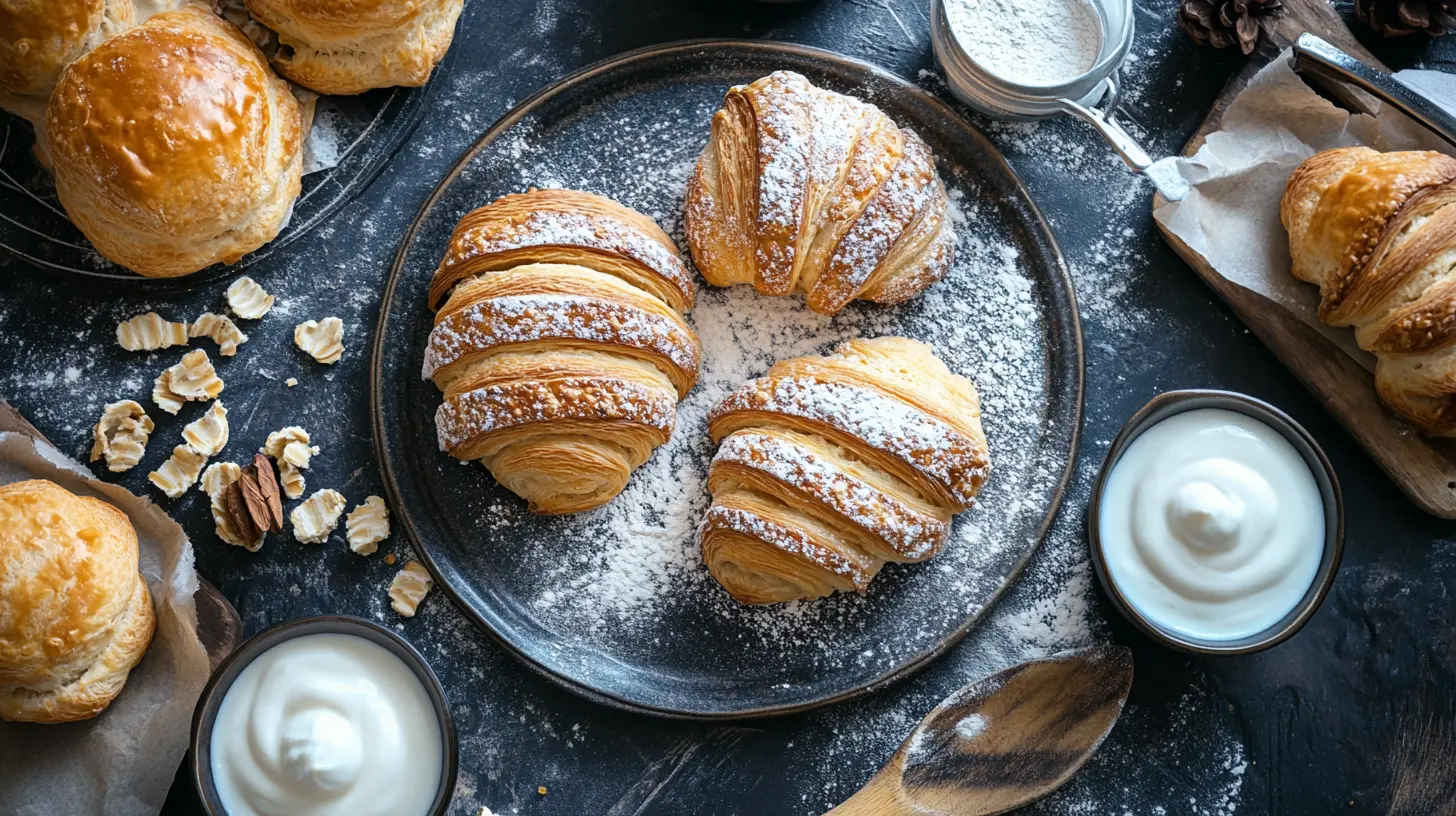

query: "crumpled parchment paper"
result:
(1151, 50), (1456, 369)
(0, 432), (211, 816)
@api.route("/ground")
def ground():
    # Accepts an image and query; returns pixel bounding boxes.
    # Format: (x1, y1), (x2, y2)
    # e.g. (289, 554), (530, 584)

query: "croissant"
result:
(685, 71), (954, 315)
(1283, 146), (1456, 434)
(701, 336), (989, 604)
(243, 0), (463, 95)
(42, 6), (305, 277)
(426, 189), (701, 514)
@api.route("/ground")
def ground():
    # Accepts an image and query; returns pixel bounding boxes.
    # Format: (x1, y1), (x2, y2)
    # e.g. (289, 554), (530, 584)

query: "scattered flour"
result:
(440, 85), (1071, 688)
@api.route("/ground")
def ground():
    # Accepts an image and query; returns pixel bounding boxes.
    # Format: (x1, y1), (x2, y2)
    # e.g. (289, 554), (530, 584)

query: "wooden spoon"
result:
(829, 645), (1134, 816)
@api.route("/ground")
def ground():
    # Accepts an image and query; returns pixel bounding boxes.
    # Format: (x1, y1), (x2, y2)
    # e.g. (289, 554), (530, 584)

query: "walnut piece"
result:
(117, 312), (189, 352)
(90, 400), (153, 472)
(148, 445), (208, 499)
(294, 317), (344, 364)
(290, 488), (346, 544)
(190, 312), (249, 356)
(200, 462), (262, 551)
(345, 496), (390, 555)
(389, 561), (433, 617)
(182, 401), (229, 456)
(226, 276), (276, 320)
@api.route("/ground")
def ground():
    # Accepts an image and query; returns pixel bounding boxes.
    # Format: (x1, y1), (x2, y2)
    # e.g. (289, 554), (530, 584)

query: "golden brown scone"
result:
(244, 0), (463, 95)
(42, 5), (305, 278)
(685, 71), (954, 315)
(0, 479), (156, 723)
(426, 189), (701, 514)
(1282, 147), (1456, 434)
(701, 337), (989, 604)
(0, 0), (187, 123)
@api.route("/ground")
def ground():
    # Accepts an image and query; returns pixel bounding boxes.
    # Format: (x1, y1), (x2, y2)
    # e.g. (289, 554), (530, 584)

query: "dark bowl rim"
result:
(1086, 389), (1345, 656)
(188, 614), (458, 816)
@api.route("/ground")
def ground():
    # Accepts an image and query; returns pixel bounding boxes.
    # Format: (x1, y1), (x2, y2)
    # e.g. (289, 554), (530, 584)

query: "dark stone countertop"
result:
(2, 1), (1455, 814)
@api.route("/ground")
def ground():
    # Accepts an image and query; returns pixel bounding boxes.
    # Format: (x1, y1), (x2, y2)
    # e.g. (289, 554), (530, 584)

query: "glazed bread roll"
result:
(0, 0), (183, 118)
(701, 337), (989, 604)
(1283, 146), (1456, 434)
(426, 188), (701, 514)
(0, 479), (156, 723)
(43, 5), (305, 278)
(685, 71), (954, 315)
(244, 0), (463, 95)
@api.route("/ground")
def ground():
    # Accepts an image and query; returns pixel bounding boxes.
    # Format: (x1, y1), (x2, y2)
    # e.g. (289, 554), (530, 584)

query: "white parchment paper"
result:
(1151, 50), (1456, 369)
(0, 432), (211, 816)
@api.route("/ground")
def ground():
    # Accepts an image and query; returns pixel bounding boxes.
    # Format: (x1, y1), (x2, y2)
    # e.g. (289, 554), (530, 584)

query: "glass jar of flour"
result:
(931, 0), (1153, 173)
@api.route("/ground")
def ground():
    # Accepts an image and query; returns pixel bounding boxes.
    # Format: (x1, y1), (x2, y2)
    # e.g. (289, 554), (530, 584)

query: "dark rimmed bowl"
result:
(190, 615), (457, 815)
(1087, 390), (1345, 656)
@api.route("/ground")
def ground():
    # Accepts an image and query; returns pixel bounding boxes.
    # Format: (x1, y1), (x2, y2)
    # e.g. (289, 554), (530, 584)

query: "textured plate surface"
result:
(373, 40), (1083, 718)
(0, 48), (453, 287)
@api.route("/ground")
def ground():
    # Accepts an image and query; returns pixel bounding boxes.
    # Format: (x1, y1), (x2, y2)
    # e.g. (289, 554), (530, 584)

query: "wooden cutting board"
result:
(0, 399), (242, 668)
(1152, 0), (1456, 519)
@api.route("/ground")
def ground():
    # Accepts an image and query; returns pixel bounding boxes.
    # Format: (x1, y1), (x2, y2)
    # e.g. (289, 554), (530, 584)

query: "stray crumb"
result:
(226, 276), (276, 319)
(294, 317), (344, 364)
(384, 553), (397, 565)
(285, 377), (298, 387)
(389, 561), (433, 616)
(537, 786), (548, 796)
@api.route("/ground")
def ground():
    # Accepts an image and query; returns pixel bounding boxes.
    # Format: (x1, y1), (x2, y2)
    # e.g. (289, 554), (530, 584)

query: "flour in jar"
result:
(944, 0), (1103, 87)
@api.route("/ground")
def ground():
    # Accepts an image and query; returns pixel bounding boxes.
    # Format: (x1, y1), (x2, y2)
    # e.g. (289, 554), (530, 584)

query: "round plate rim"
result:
(370, 38), (1086, 720)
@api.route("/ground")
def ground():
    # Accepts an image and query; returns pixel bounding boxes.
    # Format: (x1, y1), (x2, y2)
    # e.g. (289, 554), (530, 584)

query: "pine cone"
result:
(1178, 0), (1285, 55)
(1355, 0), (1456, 36)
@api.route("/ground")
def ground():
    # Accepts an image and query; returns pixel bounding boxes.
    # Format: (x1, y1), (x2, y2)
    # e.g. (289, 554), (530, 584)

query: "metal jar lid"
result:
(930, 0), (1153, 172)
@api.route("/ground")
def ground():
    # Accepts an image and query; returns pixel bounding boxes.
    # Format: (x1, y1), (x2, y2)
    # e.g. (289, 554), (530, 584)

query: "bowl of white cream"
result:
(190, 616), (457, 816)
(1089, 390), (1344, 655)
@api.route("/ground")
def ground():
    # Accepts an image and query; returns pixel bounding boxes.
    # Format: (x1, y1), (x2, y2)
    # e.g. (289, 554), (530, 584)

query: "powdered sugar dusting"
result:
(434, 76), (1070, 678)
(423, 293), (699, 380)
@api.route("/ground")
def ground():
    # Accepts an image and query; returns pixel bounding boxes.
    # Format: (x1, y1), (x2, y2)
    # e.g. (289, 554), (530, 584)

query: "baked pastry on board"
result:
(426, 188), (701, 514)
(0, 479), (156, 723)
(701, 337), (989, 604)
(685, 71), (954, 315)
(244, 0), (464, 95)
(41, 5), (306, 278)
(1283, 146), (1456, 435)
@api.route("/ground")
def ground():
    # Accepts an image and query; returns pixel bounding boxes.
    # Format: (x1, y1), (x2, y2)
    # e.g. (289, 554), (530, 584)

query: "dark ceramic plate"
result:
(372, 40), (1084, 719)
(0, 47), (454, 288)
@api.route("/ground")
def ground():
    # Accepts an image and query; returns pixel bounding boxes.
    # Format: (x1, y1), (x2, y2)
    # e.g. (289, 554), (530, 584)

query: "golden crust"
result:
(44, 6), (304, 278)
(427, 191), (699, 514)
(685, 71), (952, 315)
(431, 189), (695, 313)
(1283, 147), (1456, 435)
(0, 0), (111, 98)
(428, 263), (700, 396)
(0, 479), (155, 723)
(701, 337), (989, 604)
(245, 0), (462, 95)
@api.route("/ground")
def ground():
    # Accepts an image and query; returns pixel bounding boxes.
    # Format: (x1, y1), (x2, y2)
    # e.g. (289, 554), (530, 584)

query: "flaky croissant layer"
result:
(686, 71), (954, 315)
(700, 336), (990, 605)
(426, 189), (701, 514)
(1283, 146), (1456, 434)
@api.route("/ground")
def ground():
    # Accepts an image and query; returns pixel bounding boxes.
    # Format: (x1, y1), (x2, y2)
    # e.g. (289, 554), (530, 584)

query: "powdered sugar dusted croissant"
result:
(701, 336), (989, 604)
(1283, 146), (1456, 434)
(685, 71), (954, 315)
(426, 189), (701, 514)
